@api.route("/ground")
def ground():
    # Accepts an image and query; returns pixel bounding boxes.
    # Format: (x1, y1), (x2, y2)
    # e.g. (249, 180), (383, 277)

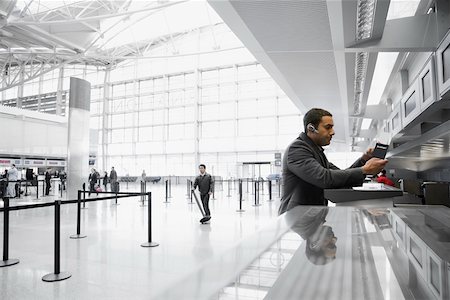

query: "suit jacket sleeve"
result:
(287, 142), (365, 189)
(193, 177), (199, 190)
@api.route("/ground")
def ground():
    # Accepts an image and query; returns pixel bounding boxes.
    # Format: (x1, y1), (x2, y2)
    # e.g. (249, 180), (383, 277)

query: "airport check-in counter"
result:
(324, 182), (404, 207)
(153, 205), (450, 300)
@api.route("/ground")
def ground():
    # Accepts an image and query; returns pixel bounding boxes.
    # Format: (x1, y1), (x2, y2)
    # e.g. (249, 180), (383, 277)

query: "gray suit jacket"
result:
(193, 173), (214, 195)
(278, 133), (365, 214)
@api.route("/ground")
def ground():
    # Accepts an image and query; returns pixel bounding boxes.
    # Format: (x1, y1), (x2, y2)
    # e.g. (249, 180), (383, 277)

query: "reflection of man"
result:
(193, 164), (214, 218)
(287, 207), (337, 265)
(279, 108), (388, 213)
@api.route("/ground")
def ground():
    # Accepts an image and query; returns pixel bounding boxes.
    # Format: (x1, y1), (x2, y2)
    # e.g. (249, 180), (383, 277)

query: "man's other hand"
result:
(362, 158), (388, 175)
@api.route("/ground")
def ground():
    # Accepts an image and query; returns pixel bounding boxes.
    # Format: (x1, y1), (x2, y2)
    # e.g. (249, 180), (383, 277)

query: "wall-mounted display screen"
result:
(443, 44), (450, 82)
(404, 91), (416, 117)
(422, 70), (431, 101)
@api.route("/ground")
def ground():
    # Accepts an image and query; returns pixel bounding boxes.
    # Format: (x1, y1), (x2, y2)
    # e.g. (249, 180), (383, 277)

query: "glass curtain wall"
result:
(1, 24), (303, 178)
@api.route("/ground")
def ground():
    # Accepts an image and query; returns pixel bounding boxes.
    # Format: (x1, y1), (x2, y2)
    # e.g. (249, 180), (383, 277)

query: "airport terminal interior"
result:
(1, 0), (450, 299)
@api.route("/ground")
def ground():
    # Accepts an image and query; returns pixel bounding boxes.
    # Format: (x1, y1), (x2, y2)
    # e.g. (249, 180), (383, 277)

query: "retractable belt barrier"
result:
(0, 190), (159, 282)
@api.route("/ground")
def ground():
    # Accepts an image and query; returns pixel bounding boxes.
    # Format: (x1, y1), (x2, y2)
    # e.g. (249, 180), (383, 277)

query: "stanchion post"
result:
(114, 191), (119, 205)
(141, 192), (159, 248)
(268, 180), (273, 201)
(82, 183), (87, 209)
(227, 179), (231, 197)
(36, 179), (39, 200)
(189, 181), (194, 204)
(236, 179), (245, 212)
(261, 178), (264, 194)
(42, 200), (71, 282)
(168, 178), (172, 198)
(0, 197), (20, 267)
(70, 191), (87, 239)
(212, 179), (216, 200)
(253, 181), (261, 207)
(164, 180), (170, 203)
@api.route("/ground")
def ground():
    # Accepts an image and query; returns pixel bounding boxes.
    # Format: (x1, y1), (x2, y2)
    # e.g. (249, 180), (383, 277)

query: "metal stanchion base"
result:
(236, 209), (245, 212)
(141, 242), (160, 248)
(187, 202), (194, 205)
(0, 259), (20, 267)
(70, 234), (87, 239)
(252, 204), (262, 207)
(112, 203), (120, 206)
(42, 272), (71, 282)
(163, 201), (171, 204)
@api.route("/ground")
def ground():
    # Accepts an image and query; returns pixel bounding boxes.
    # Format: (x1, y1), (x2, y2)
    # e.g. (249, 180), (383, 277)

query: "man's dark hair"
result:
(303, 108), (332, 132)
(199, 164), (206, 169)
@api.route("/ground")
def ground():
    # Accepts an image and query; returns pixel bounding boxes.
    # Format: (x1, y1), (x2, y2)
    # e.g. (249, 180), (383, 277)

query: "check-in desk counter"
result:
(154, 205), (450, 300)
(325, 183), (403, 207)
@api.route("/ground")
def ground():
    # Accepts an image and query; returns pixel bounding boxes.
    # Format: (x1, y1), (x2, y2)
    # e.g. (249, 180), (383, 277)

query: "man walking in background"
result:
(193, 164), (214, 219)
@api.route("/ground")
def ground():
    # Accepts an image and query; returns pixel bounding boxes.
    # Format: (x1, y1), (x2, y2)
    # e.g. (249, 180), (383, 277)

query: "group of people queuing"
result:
(88, 167), (118, 196)
(0, 164), (67, 198)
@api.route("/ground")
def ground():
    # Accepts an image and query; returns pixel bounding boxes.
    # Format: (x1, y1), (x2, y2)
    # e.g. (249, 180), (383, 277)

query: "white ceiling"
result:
(207, 0), (424, 148)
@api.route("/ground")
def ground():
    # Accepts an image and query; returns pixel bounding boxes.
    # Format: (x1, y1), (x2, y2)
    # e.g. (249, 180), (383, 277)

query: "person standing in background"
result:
(44, 168), (52, 196)
(6, 164), (18, 198)
(103, 171), (108, 192)
(141, 169), (146, 182)
(110, 167), (118, 193)
(88, 168), (98, 196)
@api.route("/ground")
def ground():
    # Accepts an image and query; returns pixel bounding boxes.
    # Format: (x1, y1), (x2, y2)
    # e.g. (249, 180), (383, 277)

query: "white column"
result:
(67, 77), (91, 200)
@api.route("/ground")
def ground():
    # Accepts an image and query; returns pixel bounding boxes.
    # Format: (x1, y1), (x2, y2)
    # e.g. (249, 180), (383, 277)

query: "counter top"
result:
(154, 205), (450, 300)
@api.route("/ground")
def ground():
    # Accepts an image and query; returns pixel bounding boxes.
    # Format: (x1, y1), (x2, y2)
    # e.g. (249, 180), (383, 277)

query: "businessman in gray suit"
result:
(279, 108), (388, 213)
(193, 164), (214, 217)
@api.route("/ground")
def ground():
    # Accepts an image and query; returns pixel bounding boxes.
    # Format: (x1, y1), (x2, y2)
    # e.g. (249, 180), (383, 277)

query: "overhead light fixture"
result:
(352, 0), (376, 115)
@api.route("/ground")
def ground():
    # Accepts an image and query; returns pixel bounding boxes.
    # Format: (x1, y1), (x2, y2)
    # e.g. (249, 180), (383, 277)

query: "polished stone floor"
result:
(1, 182), (281, 300)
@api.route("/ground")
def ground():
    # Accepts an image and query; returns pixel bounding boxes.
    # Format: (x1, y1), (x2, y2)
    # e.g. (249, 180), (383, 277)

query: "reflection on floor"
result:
(1, 182), (280, 299)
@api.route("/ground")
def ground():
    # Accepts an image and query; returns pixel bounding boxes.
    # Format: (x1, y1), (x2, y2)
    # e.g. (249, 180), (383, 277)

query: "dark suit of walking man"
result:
(193, 164), (214, 217)
(279, 108), (388, 214)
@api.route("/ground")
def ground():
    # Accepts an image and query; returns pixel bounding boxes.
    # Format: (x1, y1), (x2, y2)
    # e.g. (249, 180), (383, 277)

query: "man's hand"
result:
(362, 158), (388, 175)
(361, 147), (374, 162)
(208, 192), (212, 195)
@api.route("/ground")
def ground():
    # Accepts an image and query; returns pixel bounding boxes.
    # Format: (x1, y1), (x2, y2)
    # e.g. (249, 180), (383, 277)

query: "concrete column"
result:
(67, 77), (91, 200)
